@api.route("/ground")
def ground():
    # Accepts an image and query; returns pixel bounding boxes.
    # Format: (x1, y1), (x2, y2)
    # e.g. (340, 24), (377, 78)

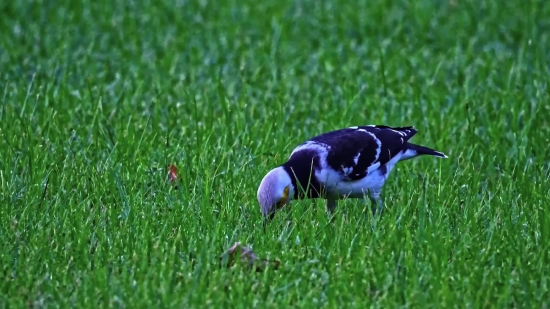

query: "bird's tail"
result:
(402, 143), (448, 160)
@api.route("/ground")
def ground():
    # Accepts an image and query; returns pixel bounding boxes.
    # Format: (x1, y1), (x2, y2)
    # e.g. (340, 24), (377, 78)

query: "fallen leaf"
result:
(167, 164), (179, 189)
(220, 242), (280, 272)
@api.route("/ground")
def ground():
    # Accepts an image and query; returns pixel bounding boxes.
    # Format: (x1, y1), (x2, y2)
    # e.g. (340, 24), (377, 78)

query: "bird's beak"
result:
(282, 186), (289, 204)
(262, 186), (290, 227)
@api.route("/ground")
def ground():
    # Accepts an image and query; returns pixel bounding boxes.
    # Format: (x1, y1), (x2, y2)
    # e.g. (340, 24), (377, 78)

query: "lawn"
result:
(1, 0), (549, 307)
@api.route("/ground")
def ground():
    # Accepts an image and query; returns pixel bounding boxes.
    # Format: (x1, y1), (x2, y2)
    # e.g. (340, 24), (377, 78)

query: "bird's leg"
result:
(369, 189), (383, 217)
(365, 190), (383, 231)
(325, 198), (338, 215)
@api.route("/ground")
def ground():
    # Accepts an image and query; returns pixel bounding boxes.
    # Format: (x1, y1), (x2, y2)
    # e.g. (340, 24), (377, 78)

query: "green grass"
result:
(1, 0), (550, 307)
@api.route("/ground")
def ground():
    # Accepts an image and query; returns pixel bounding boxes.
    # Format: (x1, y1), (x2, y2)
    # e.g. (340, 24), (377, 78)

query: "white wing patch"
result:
(342, 166), (353, 175)
(290, 141), (330, 158)
(292, 141), (353, 190)
(392, 129), (410, 137)
(356, 129), (382, 173)
(365, 162), (381, 174)
(334, 151), (403, 198)
(353, 152), (360, 164)
(289, 140), (342, 189)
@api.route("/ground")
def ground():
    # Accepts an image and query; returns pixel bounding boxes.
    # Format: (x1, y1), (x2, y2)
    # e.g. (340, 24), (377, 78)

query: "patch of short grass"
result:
(1, 0), (549, 307)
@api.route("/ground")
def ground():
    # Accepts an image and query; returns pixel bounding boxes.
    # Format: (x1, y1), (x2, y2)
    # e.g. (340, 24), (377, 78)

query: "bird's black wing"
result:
(359, 125), (417, 166)
(307, 125), (418, 181)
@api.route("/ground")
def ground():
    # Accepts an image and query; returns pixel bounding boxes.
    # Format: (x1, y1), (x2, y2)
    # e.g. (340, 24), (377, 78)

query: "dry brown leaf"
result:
(220, 242), (280, 272)
(167, 164), (179, 189)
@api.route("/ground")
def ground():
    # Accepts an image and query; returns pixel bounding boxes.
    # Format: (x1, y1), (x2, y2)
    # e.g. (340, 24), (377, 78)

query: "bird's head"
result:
(257, 167), (294, 221)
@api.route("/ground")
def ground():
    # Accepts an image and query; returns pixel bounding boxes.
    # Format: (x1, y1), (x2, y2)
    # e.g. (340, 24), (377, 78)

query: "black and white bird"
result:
(256, 125), (448, 221)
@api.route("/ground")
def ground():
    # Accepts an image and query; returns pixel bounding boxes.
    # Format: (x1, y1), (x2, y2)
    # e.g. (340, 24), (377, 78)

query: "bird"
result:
(256, 125), (448, 221)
